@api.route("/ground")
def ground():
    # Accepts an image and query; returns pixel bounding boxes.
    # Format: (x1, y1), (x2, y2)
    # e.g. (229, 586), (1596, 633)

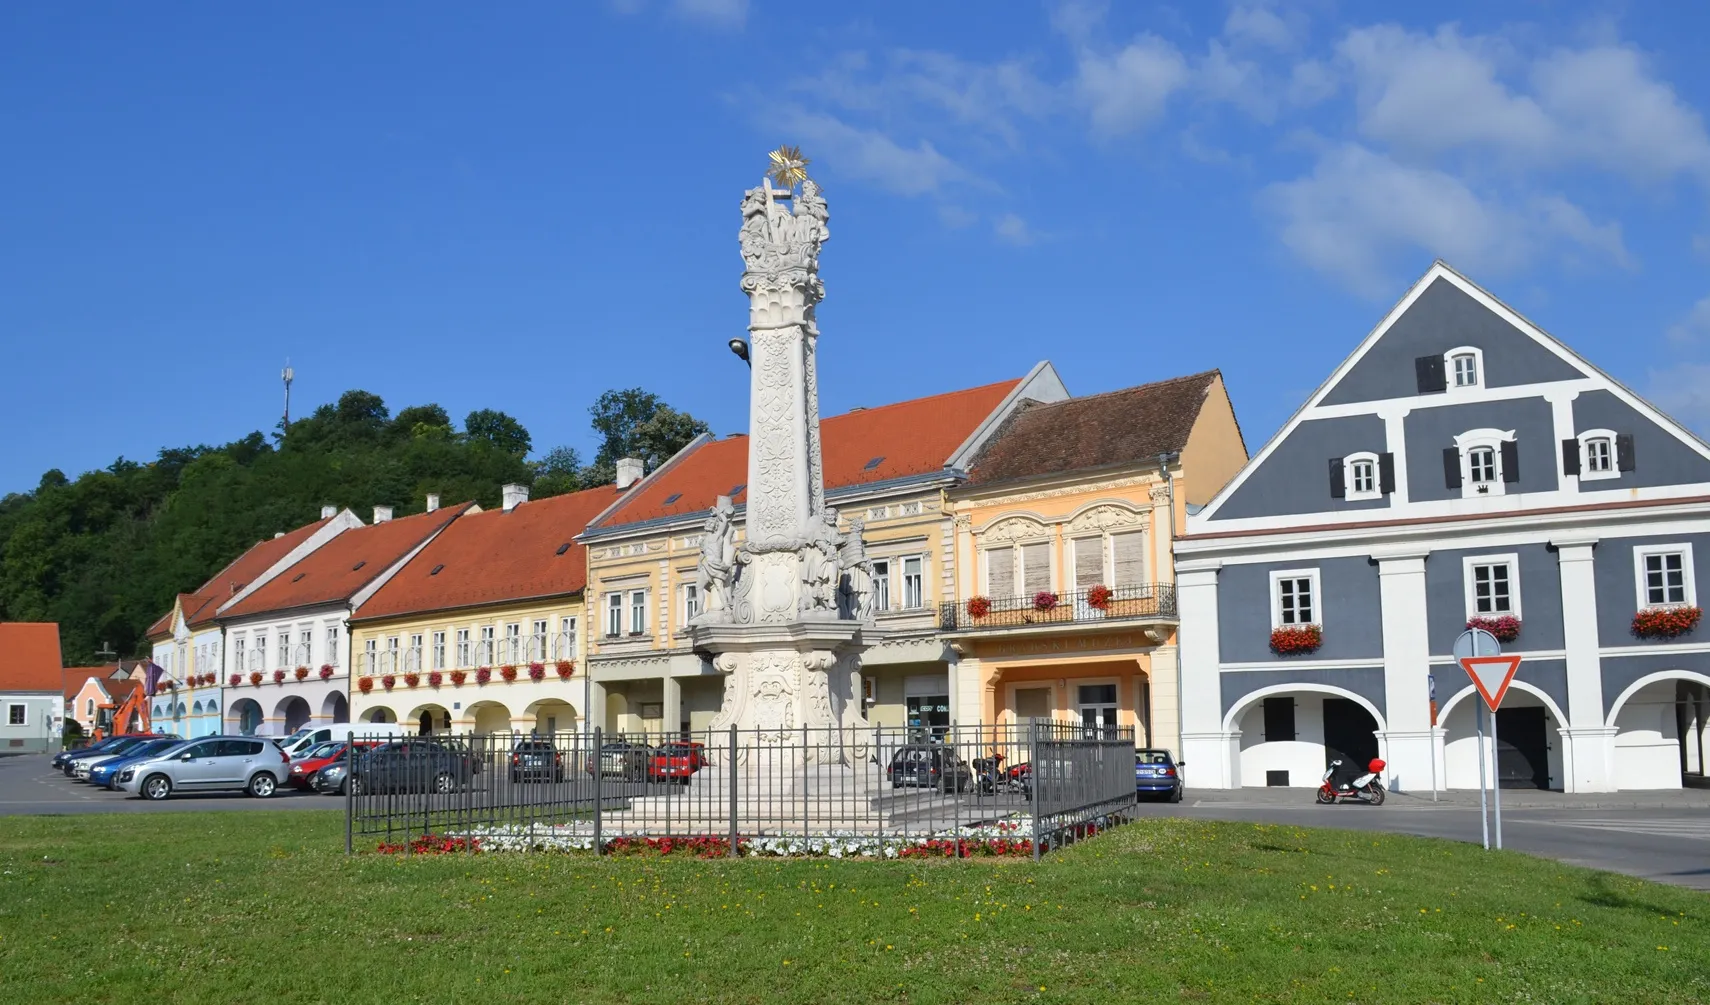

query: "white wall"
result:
(1236, 695), (1327, 787)
(1613, 681), (1683, 790)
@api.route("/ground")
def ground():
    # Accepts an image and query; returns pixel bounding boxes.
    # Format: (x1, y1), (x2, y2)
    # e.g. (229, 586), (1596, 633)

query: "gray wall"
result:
(1424, 543), (1564, 655)
(1598, 651), (1710, 719)
(1210, 415), (1390, 521)
(1321, 278), (1585, 406)
(1404, 397), (1559, 502)
(1219, 668), (1387, 722)
(1572, 389), (1710, 491)
(1217, 558), (1384, 664)
(1593, 533), (1710, 647)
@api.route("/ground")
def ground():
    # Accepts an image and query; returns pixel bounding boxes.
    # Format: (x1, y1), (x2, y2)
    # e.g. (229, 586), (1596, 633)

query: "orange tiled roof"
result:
(219, 506), (470, 619)
(597, 378), (1023, 527)
(354, 486), (623, 622)
(62, 665), (120, 701)
(145, 517), (338, 639)
(0, 623), (65, 692)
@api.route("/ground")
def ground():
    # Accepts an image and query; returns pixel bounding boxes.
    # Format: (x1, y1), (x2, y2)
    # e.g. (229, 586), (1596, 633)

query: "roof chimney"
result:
(616, 457), (645, 490)
(372, 505), (394, 524)
(273, 532), (285, 539)
(426, 493), (441, 513)
(320, 505), (338, 519)
(502, 483), (529, 512)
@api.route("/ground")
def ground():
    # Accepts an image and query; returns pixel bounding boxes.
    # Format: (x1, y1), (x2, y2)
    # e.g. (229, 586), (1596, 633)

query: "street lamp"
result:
(728, 338), (750, 366)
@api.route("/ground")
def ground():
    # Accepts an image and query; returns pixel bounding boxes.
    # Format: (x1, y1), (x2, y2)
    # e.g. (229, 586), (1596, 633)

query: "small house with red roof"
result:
(346, 484), (625, 736)
(576, 365), (1068, 736)
(1, 622), (67, 753)
(215, 502), (469, 736)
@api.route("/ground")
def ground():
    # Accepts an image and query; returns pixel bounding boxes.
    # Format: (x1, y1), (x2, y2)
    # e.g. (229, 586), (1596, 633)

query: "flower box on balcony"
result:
(1032, 591), (1059, 612)
(402, 672), (421, 688)
(554, 660), (575, 680)
(449, 669), (467, 686)
(381, 675), (396, 691)
(475, 667), (492, 685)
(358, 676), (374, 694)
(967, 596), (992, 619)
(272, 669), (286, 684)
(1465, 615), (1521, 642)
(1270, 625), (1322, 655)
(499, 665), (518, 682)
(249, 672), (263, 687)
(427, 671), (443, 687)
(1632, 605), (1702, 639)
(294, 666), (310, 681)
(319, 664), (335, 680)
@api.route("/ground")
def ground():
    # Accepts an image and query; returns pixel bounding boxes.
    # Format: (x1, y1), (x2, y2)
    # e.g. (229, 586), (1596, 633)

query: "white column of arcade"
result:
(1555, 538), (1614, 792)
(1375, 551), (1432, 791)
(1176, 564), (1235, 787)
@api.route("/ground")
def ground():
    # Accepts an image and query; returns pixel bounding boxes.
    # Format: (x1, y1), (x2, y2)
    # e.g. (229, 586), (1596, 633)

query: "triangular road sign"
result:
(1460, 655), (1522, 711)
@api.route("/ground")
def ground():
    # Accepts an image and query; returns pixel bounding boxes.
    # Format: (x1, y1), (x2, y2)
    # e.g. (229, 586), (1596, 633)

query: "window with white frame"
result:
(1575, 428), (1620, 481)
(364, 638), (378, 674)
(902, 556), (925, 609)
(1452, 428), (1516, 498)
(1444, 346), (1483, 389)
(1463, 554), (1521, 619)
(1270, 569), (1321, 627)
(1071, 529), (1148, 593)
(984, 540), (1052, 596)
(683, 583), (701, 622)
(325, 625), (340, 665)
(628, 589), (648, 635)
(276, 635), (290, 668)
(234, 637), (246, 672)
(479, 625), (495, 663)
(605, 593), (623, 637)
(531, 619), (548, 659)
(299, 628), (314, 664)
(501, 623), (519, 662)
(455, 628), (471, 667)
(8, 703), (25, 726)
(871, 560), (891, 612)
(409, 633), (424, 671)
(86, 698), (95, 718)
(432, 631), (446, 670)
(559, 616), (578, 658)
(1468, 447), (1496, 484)
(1634, 545), (1695, 609)
(1343, 451), (1382, 502)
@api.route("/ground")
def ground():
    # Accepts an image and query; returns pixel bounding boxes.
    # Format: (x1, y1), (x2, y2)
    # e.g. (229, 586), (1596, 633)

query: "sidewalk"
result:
(1184, 785), (1710, 811)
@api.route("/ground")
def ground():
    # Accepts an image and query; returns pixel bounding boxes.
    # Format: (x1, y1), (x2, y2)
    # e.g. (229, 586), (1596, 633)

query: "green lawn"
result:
(1, 811), (1705, 1004)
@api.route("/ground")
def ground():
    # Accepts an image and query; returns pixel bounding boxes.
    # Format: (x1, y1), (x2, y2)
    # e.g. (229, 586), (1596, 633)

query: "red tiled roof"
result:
(104, 679), (140, 705)
(354, 486), (623, 622)
(220, 506), (471, 619)
(145, 517), (338, 639)
(0, 623), (65, 692)
(598, 378), (1023, 527)
(62, 665), (120, 701)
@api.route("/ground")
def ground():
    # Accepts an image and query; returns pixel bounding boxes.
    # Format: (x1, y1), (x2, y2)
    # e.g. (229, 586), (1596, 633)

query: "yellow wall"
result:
(1179, 373), (1249, 508)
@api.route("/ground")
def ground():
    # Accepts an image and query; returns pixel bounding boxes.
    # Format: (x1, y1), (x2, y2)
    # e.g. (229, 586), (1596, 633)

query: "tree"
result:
(464, 409), (532, 457)
(584, 388), (709, 485)
(530, 446), (583, 499)
(392, 404), (453, 441)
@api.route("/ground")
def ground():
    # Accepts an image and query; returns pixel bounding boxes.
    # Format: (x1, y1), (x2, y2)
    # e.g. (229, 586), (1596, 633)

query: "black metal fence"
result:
(339, 722), (1136, 859)
(938, 583), (1177, 632)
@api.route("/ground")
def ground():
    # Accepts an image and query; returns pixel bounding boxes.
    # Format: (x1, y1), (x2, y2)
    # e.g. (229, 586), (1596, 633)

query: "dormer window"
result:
(1452, 353), (1478, 387)
(1350, 458), (1376, 495)
(1468, 447), (1497, 485)
(1568, 428), (1629, 483)
(1585, 437), (1612, 473)
(1447, 428), (1518, 498)
(1442, 345), (1484, 393)
(1330, 450), (1391, 502)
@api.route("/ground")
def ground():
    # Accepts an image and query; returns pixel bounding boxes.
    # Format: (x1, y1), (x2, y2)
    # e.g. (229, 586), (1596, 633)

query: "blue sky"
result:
(5, 1), (1710, 495)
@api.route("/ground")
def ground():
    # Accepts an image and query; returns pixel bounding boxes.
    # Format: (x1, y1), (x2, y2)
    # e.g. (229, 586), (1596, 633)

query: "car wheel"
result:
(347, 775), (364, 796)
(248, 773), (277, 798)
(1169, 784), (1183, 803)
(432, 772), (456, 794)
(303, 771), (318, 789)
(141, 774), (173, 801)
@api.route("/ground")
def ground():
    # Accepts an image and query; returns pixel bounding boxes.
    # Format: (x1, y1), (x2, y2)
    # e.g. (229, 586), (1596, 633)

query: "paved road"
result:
(5, 754), (1706, 890)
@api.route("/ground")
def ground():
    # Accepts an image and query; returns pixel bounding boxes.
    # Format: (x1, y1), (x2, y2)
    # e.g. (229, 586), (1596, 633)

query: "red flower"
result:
(357, 676), (374, 694)
(1632, 605), (1702, 638)
(499, 665), (518, 682)
(1466, 615), (1521, 642)
(554, 660), (575, 680)
(427, 671), (443, 687)
(1032, 591), (1059, 612)
(272, 669), (286, 684)
(528, 661), (546, 681)
(318, 664), (335, 680)
(249, 671), (263, 686)
(475, 666), (492, 685)
(229, 674), (242, 687)
(402, 672), (421, 688)
(381, 675), (396, 691)
(294, 666), (310, 681)
(450, 669), (467, 686)
(1269, 625), (1323, 655)
(967, 596), (992, 619)
(1087, 584), (1113, 610)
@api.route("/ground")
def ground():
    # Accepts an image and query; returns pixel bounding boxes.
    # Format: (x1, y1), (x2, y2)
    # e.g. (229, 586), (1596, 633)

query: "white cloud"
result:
(1262, 144), (1630, 296)
(671, 0), (748, 27)
(993, 213), (1037, 245)
(1197, 41), (1274, 121)
(795, 49), (1055, 150)
(1076, 34), (1190, 136)
(1224, 5), (1300, 52)
(1532, 45), (1710, 183)
(1667, 296), (1710, 344)
(937, 204), (979, 229)
(775, 110), (971, 196)
(1646, 362), (1710, 433)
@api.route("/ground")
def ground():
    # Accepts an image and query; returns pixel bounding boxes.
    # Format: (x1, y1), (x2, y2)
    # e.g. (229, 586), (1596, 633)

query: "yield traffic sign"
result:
(1460, 655), (1522, 712)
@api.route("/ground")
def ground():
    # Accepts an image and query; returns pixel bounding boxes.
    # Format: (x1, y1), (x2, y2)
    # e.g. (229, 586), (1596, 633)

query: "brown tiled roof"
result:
(354, 486), (621, 622)
(145, 517), (338, 639)
(62, 665), (121, 701)
(104, 679), (140, 705)
(0, 623), (65, 692)
(966, 371), (1221, 486)
(598, 378), (1023, 527)
(220, 506), (470, 619)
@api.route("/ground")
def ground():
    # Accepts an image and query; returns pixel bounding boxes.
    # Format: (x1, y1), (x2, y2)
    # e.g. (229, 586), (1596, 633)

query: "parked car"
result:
(65, 734), (178, 778)
(87, 738), (186, 789)
(52, 735), (134, 771)
(886, 744), (973, 792)
(587, 741), (653, 781)
(313, 760), (350, 795)
(276, 721), (408, 759)
(509, 739), (565, 783)
(648, 741), (707, 784)
(288, 741), (371, 790)
(116, 736), (292, 801)
(347, 740), (478, 795)
(1135, 748), (1184, 802)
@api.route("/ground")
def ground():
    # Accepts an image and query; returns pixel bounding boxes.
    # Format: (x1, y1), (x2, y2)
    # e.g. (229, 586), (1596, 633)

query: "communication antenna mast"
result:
(282, 360), (295, 429)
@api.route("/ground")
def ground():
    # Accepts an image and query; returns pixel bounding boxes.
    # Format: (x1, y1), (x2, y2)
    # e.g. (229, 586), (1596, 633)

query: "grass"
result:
(1, 811), (1706, 1004)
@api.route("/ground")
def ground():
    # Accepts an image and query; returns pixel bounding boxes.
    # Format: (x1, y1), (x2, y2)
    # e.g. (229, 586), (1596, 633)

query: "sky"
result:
(5, 1), (1710, 495)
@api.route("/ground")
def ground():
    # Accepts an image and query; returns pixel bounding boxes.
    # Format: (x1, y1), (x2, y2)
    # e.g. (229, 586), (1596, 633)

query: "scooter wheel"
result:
(1314, 788), (1334, 804)
(1366, 783), (1385, 806)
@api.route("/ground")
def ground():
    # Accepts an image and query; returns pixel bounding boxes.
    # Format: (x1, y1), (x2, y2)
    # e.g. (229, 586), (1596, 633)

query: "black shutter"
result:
(1500, 439), (1520, 483)
(1415, 355), (1447, 393)
(1378, 452), (1396, 494)
(1617, 433), (1636, 472)
(1443, 447), (1462, 488)
(1561, 439), (1580, 476)
(1328, 457), (1346, 498)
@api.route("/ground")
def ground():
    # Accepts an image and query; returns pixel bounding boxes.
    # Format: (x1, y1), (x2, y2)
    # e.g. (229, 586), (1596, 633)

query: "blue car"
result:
(52, 735), (135, 771)
(1135, 748), (1184, 802)
(88, 738), (187, 789)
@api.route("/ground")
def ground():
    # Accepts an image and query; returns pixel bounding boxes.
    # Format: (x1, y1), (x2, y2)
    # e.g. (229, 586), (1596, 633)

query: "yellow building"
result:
(943, 371), (1247, 754)
(579, 368), (1069, 737)
(347, 484), (623, 735)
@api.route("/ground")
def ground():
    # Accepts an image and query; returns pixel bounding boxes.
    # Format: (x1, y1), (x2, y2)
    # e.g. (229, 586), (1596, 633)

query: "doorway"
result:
(905, 695), (949, 738)
(1076, 684), (1118, 733)
(1322, 698), (1379, 769)
(1495, 706), (1549, 789)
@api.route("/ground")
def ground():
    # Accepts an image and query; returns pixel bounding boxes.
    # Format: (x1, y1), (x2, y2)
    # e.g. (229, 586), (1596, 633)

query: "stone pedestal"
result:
(691, 620), (868, 765)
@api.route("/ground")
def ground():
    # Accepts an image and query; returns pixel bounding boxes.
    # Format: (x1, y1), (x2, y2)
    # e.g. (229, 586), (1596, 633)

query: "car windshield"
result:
(514, 742), (555, 753)
(303, 742), (342, 759)
(131, 740), (182, 757)
(1136, 751), (1171, 765)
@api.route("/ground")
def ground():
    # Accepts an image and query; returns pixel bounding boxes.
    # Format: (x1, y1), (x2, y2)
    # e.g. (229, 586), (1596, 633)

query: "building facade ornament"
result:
(1067, 504), (1145, 533)
(982, 515), (1050, 542)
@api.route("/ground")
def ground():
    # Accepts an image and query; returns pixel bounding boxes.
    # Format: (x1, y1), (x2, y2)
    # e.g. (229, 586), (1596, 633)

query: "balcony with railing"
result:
(938, 583), (1177, 633)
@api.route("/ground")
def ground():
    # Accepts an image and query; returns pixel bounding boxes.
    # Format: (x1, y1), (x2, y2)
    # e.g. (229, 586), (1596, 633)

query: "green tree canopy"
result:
(584, 388), (710, 485)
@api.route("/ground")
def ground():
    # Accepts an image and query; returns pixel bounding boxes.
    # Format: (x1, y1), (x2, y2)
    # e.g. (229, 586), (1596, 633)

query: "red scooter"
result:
(1316, 758), (1387, 805)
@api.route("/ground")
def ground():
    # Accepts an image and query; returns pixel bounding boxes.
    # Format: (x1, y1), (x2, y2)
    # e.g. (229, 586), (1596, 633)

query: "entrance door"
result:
(1322, 698), (1379, 769)
(1495, 707), (1549, 789)
(1077, 684), (1119, 733)
(905, 695), (949, 739)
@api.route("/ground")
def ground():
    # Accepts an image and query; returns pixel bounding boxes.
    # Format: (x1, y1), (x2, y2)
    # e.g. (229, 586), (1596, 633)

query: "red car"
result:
(287, 741), (372, 790)
(648, 741), (707, 784)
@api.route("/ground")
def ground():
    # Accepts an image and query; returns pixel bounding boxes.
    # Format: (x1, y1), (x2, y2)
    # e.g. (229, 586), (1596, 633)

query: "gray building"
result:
(1177, 262), (1710, 793)
(1, 622), (66, 755)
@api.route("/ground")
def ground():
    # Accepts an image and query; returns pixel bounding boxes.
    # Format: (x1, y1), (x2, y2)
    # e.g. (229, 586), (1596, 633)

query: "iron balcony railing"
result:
(938, 583), (1177, 632)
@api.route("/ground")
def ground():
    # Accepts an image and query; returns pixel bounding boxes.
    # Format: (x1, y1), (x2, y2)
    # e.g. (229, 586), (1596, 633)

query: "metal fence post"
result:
(592, 726), (604, 855)
(1030, 720), (1042, 862)
(728, 725), (739, 859)
(344, 730), (354, 855)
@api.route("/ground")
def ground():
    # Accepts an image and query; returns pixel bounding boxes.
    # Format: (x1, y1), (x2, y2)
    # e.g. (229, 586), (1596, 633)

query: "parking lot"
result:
(0, 752), (339, 814)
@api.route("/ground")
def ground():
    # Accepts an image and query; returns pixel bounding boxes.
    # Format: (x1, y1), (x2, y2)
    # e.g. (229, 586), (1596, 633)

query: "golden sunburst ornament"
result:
(767, 145), (811, 188)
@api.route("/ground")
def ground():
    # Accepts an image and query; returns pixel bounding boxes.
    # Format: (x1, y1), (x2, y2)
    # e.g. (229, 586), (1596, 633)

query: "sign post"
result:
(1456, 632), (1522, 852)
(1426, 672), (1439, 802)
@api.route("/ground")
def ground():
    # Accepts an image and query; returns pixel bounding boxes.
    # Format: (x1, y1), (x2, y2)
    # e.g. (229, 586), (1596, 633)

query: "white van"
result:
(277, 722), (409, 759)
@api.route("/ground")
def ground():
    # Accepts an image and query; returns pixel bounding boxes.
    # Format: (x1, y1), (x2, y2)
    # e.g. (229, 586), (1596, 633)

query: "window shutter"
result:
(1328, 457), (1346, 498)
(1111, 531), (1145, 587)
(1561, 439), (1581, 476)
(1442, 447), (1462, 488)
(1073, 537), (1104, 589)
(1616, 433), (1636, 472)
(1378, 452), (1396, 494)
(1021, 541), (1052, 596)
(1500, 439), (1520, 483)
(985, 547), (1014, 596)
(1415, 355), (1447, 393)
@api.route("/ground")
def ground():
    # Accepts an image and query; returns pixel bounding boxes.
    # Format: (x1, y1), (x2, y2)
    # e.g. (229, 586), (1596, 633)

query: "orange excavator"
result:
(91, 667), (156, 741)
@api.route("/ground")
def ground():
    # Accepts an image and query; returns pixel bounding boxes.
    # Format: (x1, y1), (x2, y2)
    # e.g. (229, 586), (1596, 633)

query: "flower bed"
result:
(967, 595), (992, 619)
(1633, 605), (1702, 638)
(1086, 584), (1112, 611)
(450, 669), (467, 686)
(499, 665), (518, 682)
(358, 676), (374, 694)
(319, 664), (335, 680)
(1466, 615), (1521, 642)
(554, 660), (575, 680)
(1270, 624), (1322, 655)
(528, 661), (546, 681)
(442, 818), (1054, 859)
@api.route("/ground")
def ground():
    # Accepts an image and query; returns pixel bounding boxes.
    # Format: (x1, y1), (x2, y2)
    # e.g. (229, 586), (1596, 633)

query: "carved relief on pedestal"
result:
(746, 650), (799, 744)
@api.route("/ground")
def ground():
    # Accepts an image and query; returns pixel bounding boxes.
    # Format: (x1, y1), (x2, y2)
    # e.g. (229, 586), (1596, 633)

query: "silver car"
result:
(116, 735), (292, 800)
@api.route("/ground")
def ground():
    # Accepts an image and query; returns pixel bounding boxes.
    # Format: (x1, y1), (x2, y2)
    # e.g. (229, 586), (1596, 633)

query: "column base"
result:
(1181, 730), (1241, 788)
(1374, 729), (1435, 793)
(1558, 726), (1618, 793)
